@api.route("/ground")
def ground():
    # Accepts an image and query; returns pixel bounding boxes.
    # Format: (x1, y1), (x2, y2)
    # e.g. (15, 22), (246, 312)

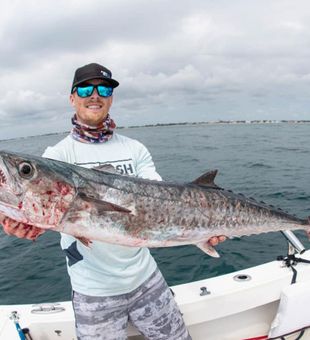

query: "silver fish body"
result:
(0, 150), (309, 257)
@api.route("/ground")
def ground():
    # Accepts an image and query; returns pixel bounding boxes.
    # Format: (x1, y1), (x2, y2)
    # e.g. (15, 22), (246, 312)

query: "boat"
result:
(1, 232), (310, 340)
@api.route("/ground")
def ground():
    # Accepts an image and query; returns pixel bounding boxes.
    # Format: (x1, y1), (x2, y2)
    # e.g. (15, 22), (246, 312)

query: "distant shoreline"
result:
(122, 119), (310, 129)
(1, 120), (310, 141)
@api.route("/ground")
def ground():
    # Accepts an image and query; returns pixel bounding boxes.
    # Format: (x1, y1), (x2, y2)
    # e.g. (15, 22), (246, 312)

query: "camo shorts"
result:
(72, 268), (191, 340)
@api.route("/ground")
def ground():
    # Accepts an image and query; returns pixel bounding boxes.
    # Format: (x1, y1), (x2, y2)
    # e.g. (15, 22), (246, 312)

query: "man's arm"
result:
(133, 142), (162, 181)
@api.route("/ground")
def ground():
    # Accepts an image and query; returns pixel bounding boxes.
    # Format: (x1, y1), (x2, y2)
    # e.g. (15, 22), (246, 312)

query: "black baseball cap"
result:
(71, 63), (119, 93)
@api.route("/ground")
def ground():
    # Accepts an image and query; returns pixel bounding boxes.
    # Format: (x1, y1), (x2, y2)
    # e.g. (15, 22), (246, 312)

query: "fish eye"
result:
(18, 162), (35, 179)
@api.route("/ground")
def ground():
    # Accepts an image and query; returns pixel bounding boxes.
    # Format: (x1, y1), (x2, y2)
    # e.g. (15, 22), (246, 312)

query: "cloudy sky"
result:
(1, 0), (310, 139)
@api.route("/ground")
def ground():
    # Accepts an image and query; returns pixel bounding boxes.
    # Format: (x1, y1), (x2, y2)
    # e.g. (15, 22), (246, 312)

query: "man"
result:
(1, 63), (226, 339)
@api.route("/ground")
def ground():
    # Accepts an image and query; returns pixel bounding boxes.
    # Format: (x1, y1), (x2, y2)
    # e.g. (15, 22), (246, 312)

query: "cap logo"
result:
(101, 70), (110, 78)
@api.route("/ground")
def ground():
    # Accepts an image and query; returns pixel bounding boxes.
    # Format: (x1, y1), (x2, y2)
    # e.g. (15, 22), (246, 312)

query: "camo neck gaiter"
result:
(71, 114), (116, 143)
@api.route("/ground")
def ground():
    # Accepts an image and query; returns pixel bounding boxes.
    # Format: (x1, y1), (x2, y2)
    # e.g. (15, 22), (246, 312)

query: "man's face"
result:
(70, 78), (113, 126)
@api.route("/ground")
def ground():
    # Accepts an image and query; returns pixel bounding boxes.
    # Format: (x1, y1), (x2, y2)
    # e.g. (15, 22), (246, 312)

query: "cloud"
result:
(1, 0), (310, 139)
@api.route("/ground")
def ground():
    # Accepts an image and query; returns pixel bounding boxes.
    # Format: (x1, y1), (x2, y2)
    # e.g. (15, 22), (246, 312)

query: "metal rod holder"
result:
(281, 230), (305, 255)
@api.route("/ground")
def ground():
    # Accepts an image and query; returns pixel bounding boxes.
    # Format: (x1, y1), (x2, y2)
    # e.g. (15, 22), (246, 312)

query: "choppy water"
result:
(0, 123), (309, 304)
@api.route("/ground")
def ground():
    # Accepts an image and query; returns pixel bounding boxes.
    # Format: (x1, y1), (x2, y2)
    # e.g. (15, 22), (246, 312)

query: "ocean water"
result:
(0, 123), (309, 305)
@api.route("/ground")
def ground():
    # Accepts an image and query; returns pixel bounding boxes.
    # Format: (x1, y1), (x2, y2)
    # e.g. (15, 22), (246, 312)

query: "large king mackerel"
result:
(0, 150), (309, 257)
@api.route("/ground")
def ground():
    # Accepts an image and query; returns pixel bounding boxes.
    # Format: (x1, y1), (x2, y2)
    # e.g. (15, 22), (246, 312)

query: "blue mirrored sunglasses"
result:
(74, 84), (113, 98)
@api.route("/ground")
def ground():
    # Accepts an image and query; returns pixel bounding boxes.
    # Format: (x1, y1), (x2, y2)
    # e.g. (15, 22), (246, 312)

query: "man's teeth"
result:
(87, 105), (102, 109)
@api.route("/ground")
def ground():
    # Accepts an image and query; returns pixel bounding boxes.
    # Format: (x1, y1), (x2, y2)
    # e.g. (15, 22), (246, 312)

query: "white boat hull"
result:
(1, 250), (310, 339)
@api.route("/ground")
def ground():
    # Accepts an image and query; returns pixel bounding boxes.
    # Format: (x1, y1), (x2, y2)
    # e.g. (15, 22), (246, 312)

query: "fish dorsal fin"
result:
(192, 170), (220, 188)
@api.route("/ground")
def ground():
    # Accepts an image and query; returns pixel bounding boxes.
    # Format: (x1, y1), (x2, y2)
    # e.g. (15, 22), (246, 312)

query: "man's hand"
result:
(0, 213), (45, 241)
(207, 235), (227, 246)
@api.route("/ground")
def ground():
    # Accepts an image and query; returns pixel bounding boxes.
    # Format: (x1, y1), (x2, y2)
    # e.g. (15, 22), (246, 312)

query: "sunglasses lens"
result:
(77, 86), (94, 97)
(97, 86), (113, 97)
(75, 85), (113, 98)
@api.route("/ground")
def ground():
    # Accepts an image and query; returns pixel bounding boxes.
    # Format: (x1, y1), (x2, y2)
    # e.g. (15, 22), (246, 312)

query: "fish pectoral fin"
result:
(191, 170), (221, 189)
(196, 241), (220, 258)
(78, 192), (131, 214)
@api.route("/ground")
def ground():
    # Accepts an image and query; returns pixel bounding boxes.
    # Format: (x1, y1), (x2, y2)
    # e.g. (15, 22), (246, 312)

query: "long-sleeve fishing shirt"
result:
(43, 132), (162, 296)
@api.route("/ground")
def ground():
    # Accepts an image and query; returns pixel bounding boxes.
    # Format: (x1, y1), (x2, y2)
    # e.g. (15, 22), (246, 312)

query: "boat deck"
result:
(1, 250), (310, 339)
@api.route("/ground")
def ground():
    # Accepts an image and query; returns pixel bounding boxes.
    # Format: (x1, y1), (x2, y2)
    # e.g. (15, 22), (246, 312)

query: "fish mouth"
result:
(0, 154), (23, 197)
(0, 156), (25, 221)
(0, 168), (6, 187)
(0, 200), (24, 220)
(0, 156), (9, 188)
